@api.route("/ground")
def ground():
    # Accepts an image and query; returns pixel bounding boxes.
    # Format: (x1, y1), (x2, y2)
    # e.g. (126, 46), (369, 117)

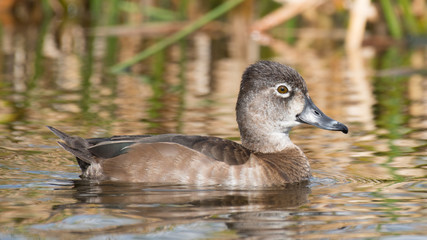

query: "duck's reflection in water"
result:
(50, 180), (311, 237)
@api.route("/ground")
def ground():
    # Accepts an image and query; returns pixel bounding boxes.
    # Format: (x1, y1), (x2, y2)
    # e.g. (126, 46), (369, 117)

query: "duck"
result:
(48, 61), (348, 187)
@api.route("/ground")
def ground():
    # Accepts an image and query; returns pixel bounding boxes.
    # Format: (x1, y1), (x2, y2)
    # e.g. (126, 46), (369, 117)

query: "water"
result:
(0, 4), (426, 239)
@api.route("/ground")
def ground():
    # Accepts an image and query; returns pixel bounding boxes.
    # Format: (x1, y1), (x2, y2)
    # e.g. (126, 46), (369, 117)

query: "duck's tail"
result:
(47, 126), (96, 173)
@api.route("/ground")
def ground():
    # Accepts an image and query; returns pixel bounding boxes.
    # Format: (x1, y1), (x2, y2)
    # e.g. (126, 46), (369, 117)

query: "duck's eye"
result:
(277, 85), (289, 94)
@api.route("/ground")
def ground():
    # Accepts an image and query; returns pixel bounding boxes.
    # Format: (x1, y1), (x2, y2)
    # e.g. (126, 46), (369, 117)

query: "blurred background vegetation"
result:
(1, 0), (426, 71)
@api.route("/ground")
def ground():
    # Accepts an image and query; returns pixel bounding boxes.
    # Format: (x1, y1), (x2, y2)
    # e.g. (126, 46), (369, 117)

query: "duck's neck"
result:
(239, 125), (297, 153)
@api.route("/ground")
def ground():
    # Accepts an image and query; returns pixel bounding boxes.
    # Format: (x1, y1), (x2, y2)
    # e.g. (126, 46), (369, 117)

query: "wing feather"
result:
(86, 134), (252, 165)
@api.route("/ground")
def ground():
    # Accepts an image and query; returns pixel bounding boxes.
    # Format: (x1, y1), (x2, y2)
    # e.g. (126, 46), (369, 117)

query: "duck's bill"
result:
(296, 96), (348, 134)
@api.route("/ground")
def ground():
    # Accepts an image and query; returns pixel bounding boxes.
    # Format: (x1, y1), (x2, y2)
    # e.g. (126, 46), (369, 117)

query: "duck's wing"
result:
(48, 126), (252, 166)
(87, 134), (252, 165)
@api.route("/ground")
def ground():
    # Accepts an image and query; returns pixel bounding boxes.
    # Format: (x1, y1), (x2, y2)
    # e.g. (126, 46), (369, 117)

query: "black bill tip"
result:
(335, 121), (349, 134)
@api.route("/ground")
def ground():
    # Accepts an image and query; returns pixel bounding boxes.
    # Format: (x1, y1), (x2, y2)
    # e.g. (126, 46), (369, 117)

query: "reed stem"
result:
(110, 0), (244, 73)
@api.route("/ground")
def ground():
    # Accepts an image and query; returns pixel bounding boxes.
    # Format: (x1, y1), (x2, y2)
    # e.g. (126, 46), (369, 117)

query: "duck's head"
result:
(236, 61), (348, 153)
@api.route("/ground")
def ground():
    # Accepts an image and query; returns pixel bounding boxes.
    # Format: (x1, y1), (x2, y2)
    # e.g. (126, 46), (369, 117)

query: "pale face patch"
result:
(273, 87), (305, 131)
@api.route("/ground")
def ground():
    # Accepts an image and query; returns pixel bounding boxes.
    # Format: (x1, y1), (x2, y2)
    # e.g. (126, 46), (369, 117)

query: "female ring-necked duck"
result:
(48, 61), (348, 187)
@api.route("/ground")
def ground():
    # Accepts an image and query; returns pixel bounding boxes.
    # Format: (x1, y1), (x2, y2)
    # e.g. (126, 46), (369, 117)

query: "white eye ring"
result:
(274, 83), (291, 98)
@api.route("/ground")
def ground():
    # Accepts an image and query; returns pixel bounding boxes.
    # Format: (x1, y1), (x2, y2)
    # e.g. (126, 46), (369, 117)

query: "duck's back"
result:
(86, 134), (252, 165)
